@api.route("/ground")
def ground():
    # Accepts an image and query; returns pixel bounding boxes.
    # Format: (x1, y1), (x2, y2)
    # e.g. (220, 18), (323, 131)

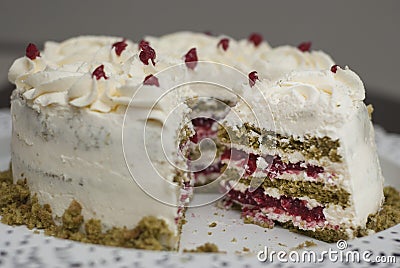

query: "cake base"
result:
(1, 167), (400, 249)
(0, 168), (181, 251)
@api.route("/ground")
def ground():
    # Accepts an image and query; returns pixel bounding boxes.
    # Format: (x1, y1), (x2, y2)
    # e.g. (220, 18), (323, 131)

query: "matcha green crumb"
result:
(61, 200), (84, 232)
(208, 222), (217, 228)
(0, 175), (54, 230)
(367, 104), (374, 119)
(0, 169), (176, 250)
(358, 186), (400, 235)
(1, 167), (400, 249)
(218, 124), (342, 162)
(183, 242), (223, 253)
(234, 172), (350, 207)
(291, 240), (317, 250)
(243, 215), (274, 228)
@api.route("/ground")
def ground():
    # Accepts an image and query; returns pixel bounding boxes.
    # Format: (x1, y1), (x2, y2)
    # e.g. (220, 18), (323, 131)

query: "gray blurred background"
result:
(0, 0), (399, 132)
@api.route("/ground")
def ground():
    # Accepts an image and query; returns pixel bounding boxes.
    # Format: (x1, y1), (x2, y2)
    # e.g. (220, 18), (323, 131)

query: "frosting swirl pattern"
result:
(8, 32), (363, 115)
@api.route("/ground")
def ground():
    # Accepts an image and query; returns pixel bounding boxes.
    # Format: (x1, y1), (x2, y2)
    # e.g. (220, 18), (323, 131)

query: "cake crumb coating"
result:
(0, 168), (176, 250)
(0, 168), (399, 248)
(183, 242), (222, 253)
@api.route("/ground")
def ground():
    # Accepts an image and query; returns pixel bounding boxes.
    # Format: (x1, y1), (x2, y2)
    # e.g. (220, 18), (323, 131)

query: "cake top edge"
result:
(8, 32), (365, 114)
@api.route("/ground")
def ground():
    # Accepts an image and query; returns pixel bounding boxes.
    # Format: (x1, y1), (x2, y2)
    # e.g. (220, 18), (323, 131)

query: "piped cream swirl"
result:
(8, 32), (360, 115)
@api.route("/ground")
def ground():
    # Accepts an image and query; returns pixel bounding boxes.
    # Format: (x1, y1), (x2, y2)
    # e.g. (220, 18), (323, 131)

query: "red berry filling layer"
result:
(190, 117), (218, 144)
(193, 161), (224, 181)
(188, 118), (325, 183)
(220, 147), (324, 178)
(227, 187), (326, 225)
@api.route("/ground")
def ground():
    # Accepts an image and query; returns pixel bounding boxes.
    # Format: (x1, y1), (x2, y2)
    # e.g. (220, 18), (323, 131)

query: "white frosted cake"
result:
(8, 32), (384, 248)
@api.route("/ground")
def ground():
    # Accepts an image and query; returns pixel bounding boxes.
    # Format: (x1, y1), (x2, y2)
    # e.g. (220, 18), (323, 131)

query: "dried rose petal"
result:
(245, 153), (258, 176)
(143, 74), (160, 87)
(138, 39), (150, 50)
(248, 33), (263, 47)
(92, 65), (108, 80)
(26, 43), (40, 60)
(331, 64), (339, 73)
(112, 39), (128, 56)
(217, 38), (229, 51)
(203, 31), (213, 36)
(248, 71), (259, 87)
(184, 48), (198, 70)
(297, 41), (312, 52)
(139, 42), (156, 65)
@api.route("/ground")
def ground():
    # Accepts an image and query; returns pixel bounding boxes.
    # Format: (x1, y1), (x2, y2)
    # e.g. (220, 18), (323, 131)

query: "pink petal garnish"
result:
(248, 33), (263, 47)
(297, 42), (312, 52)
(331, 64), (339, 73)
(217, 38), (230, 51)
(92, 65), (108, 80)
(138, 39), (150, 50)
(139, 41), (156, 65)
(143, 74), (160, 87)
(248, 71), (259, 87)
(112, 39), (128, 56)
(184, 48), (198, 70)
(26, 43), (40, 60)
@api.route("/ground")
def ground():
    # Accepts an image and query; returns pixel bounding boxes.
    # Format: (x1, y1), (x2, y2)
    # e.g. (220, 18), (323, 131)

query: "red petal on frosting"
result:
(112, 39), (128, 56)
(217, 38), (230, 51)
(92, 65), (108, 80)
(139, 41), (156, 65)
(138, 39), (150, 50)
(245, 153), (258, 176)
(26, 43), (40, 60)
(184, 48), (198, 70)
(331, 64), (339, 73)
(248, 33), (263, 47)
(297, 41), (312, 52)
(248, 71), (259, 87)
(143, 74), (160, 87)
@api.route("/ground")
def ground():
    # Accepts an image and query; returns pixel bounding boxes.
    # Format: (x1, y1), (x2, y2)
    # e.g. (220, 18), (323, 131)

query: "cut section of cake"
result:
(217, 68), (384, 241)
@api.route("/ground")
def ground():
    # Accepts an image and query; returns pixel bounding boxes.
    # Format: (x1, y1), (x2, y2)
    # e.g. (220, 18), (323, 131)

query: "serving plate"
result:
(0, 109), (399, 267)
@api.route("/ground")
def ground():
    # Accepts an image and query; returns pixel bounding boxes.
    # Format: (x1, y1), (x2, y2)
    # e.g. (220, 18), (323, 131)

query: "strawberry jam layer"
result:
(227, 187), (326, 225)
(189, 119), (325, 184)
(221, 147), (324, 178)
(193, 161), (224, 181)
(190, 117), (218, 144)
